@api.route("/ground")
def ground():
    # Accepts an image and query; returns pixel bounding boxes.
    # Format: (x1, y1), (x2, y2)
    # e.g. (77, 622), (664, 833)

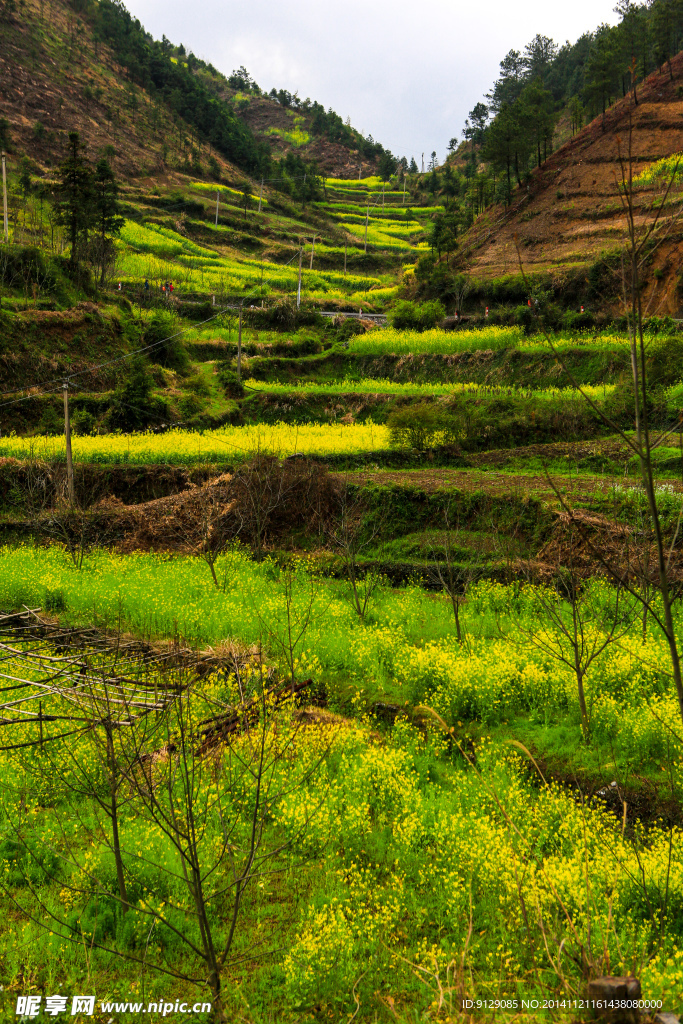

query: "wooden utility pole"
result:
(237, 302), (243, 382)
(364, 199), (369, 254)
(343, 236), (347, 276)
(258, 178), (263, 213)
(296, 247), (302, 309)
(63, 383), (75, 504)
(1, 151), (8, 244)
(215, 191), (219, 226)
(309, 235), (316, 270)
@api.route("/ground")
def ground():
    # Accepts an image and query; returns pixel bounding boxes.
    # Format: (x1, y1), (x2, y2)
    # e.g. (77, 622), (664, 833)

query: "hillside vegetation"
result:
(2, 3), (683, 1023)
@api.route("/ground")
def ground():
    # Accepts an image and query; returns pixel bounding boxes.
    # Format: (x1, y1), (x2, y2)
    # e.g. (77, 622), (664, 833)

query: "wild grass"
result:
(2, 545), (683, 1016)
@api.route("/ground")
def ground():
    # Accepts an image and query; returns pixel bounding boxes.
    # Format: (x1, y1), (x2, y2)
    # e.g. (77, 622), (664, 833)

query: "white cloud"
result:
(126, 0), (620, 159)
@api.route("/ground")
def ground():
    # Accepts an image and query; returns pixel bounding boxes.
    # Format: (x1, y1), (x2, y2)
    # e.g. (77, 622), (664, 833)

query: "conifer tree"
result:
(54, 132), (94, 271)
(91, 158), (124, 286)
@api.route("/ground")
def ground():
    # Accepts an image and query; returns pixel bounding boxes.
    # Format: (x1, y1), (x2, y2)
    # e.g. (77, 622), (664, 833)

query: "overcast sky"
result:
(125, 0), (620, 161)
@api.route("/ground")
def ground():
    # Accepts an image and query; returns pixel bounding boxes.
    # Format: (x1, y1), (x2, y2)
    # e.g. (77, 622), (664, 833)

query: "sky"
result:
(125, 0), (621, 162)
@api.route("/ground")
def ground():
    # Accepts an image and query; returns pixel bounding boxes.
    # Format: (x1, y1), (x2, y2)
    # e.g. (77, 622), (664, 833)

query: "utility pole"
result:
(403, 177), (406, 204)
(364, 199), (369, 254)
(63, 383), (75, 504)
(296, 247), (302, 309)
(258, 178), (263, 213)
(237, 302), (243, 382)
(382, 183), (385, 211)
(1, 151), (8, 244)
(309, 235), (316, 270)
(343, 236), (347, 276)
(421, 153), (424, 173)
(215, 191), (219, 227)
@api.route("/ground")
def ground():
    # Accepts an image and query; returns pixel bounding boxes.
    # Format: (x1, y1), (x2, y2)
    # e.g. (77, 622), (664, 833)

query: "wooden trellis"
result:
(0, 608), (192, 751)
(0, 608), (315, 755)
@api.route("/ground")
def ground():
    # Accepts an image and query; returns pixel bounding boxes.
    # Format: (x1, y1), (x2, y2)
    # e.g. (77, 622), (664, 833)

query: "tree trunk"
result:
(106, 724), (129, 911)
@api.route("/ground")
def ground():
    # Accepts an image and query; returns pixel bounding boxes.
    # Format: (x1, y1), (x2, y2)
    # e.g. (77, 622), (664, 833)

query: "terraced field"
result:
(111, 173), (432, 311)
(3, 162), (683, 1021)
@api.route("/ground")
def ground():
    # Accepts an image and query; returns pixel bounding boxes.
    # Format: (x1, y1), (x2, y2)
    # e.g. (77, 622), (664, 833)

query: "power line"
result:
(0, 275), (281, 414)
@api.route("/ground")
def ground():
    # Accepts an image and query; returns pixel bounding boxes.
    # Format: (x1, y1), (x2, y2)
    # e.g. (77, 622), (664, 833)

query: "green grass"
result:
(265, 126), (310, 147)
(2, 538), (683, 1019)
(243, 377), (617, 402)
(115, 219), (397, 302)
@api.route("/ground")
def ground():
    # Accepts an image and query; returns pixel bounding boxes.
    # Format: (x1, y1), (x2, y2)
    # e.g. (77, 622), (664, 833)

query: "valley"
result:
(2, 0), (683, 1021)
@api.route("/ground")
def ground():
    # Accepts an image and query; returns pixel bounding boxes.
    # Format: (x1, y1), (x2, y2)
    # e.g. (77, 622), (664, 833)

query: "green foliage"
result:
(108, 355), (167, 430)
(389, 299), (445, 331)
(387, 401), (458, 450)
(336, 317), (365, 343)
(54, 133), (95, 269)
(70, 407), (96, 436)
(216, 362), (245, 398)
(648, 333), (683, 389)
(178, 391), (207, 419)
(91, 0), (272, 175)
(0, 246), (60, 295)
(143, 310), (190, 374)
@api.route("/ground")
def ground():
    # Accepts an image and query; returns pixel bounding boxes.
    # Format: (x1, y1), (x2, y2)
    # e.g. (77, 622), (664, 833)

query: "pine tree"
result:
(54, 132), (94, 271)
(91, 158), (124, 286)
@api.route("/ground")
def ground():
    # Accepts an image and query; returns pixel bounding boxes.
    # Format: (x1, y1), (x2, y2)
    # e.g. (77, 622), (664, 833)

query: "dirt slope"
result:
(1, 0), (376, 184)
(460, 50), (683, 313)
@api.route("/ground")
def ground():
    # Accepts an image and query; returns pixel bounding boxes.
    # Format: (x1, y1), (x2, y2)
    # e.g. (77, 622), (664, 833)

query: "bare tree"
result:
(232, 453), (331, 562)
(424, 497), (489, 645)
(1, 657), (328, 1022)
(10, 451), (109, 569)
(514, 539), (638, 739)
(254, 557), (327, 688)
(326, 480), (385, 619)
(516, 118), (683, 725)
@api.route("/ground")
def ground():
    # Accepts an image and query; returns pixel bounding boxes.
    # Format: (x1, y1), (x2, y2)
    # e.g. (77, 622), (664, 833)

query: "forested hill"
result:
(404, 2), (683, 313)
(458, 0), (683, 194)
(411, 46), (683, 318)
(0, 0), (394, 185)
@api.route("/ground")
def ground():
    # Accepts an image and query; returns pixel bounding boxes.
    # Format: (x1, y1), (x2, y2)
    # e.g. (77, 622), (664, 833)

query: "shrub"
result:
(183, 371), (211, 398)
(387, 402), (459, 451)
(108, 355), (168, 430)
(178, 392), (207, 419)
(70, 408), (96, 436)
(0, 244), (60, 294)
(216, 363), (245, 398)
(144, 310), (190, 374)
(645, 315), (677, 335)
(337, 318), (365, 342)
(648, 334), (683, 388)
(514, 304), (537, 332)
(562, 309), (595, 332)
(389, 299), (446, 332)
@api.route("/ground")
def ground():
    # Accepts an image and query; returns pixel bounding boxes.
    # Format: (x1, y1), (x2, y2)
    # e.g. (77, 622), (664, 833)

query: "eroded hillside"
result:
(458, 50), (683, 314)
